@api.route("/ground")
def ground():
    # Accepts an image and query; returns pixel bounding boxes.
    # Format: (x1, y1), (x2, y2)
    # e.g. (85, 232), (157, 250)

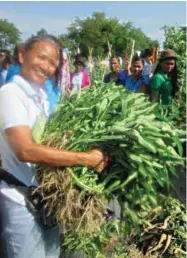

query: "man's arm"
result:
(5, 126), (108, 173)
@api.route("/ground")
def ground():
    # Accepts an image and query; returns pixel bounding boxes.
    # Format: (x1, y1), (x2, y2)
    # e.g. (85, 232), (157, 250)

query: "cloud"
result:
(0, 9), (74, 40)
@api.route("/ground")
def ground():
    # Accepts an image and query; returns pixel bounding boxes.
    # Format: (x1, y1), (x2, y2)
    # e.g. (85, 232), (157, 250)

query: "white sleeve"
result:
(0, 89), (30, 130)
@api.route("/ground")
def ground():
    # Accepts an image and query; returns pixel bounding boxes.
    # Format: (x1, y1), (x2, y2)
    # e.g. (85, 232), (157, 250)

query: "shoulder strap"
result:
(0, 167), (26, 187)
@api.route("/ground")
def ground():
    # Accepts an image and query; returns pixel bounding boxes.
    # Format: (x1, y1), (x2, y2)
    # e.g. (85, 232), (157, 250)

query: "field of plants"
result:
(36, 26), (186, 258)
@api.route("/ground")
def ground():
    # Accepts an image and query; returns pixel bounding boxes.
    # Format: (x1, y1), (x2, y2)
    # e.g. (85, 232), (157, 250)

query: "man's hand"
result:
(87, 149), (110, 173)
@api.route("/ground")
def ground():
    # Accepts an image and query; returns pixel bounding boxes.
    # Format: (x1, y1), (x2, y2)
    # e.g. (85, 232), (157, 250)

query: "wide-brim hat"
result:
(159, 49), (176, 61)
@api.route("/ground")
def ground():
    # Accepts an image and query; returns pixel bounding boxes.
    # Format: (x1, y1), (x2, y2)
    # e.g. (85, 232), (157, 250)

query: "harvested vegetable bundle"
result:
(36, 81), (184, 235)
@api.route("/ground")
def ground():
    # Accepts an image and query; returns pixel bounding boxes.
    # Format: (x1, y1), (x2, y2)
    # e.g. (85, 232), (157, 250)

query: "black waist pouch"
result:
(0, 167), (57, 229)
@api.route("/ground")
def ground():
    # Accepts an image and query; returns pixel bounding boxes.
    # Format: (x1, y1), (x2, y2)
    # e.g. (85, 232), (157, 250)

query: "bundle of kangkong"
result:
(36, 81), (185, 235)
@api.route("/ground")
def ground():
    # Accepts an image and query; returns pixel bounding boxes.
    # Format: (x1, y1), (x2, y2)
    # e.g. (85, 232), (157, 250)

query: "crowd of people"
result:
(0, 44), (178, 109)
(0, 34), (178, 258)
(104, 48), (178, 105)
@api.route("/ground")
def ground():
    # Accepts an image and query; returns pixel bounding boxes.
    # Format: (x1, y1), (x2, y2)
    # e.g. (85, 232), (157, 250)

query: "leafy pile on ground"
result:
(135, 196), (187, 258)
(62, 196), (186, 258)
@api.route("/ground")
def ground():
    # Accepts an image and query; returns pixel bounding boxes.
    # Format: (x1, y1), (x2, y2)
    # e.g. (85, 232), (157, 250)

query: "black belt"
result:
(0, 167), (27, 187)
(0, 167), (57, 229)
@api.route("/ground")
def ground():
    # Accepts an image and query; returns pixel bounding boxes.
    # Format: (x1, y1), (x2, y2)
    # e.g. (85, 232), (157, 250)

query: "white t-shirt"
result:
(143, 59), (152, 76)
(0, 75), (49, 187)
(71, 72), (83, 92)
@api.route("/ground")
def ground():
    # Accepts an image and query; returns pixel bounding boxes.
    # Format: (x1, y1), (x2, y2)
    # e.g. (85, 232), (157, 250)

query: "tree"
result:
(0, 19), (21, 49)
(58, 34), (74, 51)
(66, 12), (159, 58)
(36, 28), (48, 37)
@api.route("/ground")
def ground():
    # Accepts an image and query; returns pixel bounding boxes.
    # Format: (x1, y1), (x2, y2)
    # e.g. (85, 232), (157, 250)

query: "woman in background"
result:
(150, 49), (177, 105)
(70, 56), (91, 92)
(0, 55), (12, 87)
(5, 44), (24, 83)
(125, 55), (149, 93)
(104, 55), (128, 86)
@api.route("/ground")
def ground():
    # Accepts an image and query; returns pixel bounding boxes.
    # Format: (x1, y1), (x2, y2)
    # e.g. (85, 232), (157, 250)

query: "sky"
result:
(0, 1), (186, 49)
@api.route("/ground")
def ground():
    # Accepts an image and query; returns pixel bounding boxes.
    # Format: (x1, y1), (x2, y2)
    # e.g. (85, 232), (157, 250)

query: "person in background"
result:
(104, 55), (128, 86)
(44, 76), (62, 114)
(0, 49), (10, 72)
(0, 34), (109, 258)
(60, 49), (70, 94)
(150, 49), (178, 105)
(0, 55), (12, 87)
(142, 48), (153, 78)
(125, 55), (149, 94)
(75, 54), (90, 73)
(5, 44), (24, 83)
(70, 56), (91, 92)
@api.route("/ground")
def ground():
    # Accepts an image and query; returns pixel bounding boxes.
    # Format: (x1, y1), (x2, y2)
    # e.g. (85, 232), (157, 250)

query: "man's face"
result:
(160, 59), (175, 73)
(131, 60), (144, 76)
(20, 41), (59, 85)
(110, 58), (120, 73)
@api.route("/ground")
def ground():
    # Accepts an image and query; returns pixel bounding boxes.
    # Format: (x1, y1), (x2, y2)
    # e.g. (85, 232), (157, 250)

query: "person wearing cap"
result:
(150, 49), (178, 105)
(69, 56), (91, 92)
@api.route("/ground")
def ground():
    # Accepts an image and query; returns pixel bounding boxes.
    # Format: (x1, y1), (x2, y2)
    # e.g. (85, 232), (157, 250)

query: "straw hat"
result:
(159, 49), (176, 61)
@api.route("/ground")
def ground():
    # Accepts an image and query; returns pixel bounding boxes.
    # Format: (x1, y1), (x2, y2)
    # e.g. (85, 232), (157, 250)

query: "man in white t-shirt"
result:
(142, 48), (153, 78)
(0, 35), (109, 258)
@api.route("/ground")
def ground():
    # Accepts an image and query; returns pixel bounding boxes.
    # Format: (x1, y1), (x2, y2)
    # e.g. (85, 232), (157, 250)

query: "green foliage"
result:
(0, 18), (21, 49)
(162, 26), (186, 129)
(37, 81), (185, 256)
(137, 196), (187, 258)
(63, 196), (186, 258)
(58, 34), (74, 50)
(63, 12), (159, 57)
(36, 28), (48, 37)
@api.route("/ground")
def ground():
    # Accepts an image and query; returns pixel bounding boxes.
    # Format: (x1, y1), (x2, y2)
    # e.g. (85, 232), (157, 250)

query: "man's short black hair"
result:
(143, 48), (153, 57)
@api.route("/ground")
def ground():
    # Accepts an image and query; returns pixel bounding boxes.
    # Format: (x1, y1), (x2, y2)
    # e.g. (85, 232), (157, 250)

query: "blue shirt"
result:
(1, 69), (8, 84)
(45, 78), (61, 114)
(5, 64), (21, 83)
(104, 70), (127, 86)
(125, 75), (149, 92)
